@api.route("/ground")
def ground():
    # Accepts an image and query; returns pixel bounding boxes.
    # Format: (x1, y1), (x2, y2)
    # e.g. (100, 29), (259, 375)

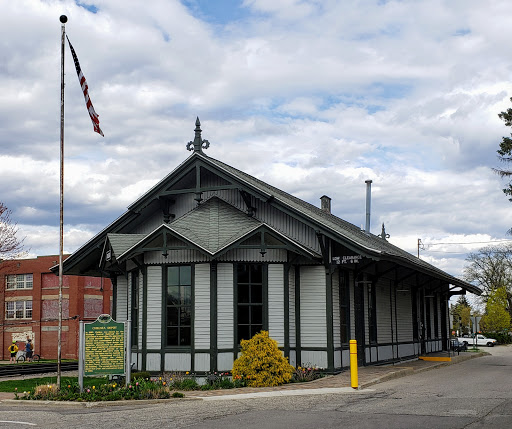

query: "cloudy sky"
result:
(2, 0), (512, 291)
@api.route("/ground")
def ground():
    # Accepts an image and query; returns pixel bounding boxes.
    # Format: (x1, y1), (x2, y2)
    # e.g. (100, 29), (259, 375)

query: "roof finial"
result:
(379, 223), (390, 241)
(186, 117), (210, 153)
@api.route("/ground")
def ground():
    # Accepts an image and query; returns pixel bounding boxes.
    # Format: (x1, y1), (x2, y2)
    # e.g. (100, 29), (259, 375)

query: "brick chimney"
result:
(320, 195), (331, 213)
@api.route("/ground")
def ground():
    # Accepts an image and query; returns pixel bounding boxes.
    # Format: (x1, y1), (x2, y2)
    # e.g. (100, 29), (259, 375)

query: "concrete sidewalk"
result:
(185, 351), (487, 400)
(0, 351), (487, 403)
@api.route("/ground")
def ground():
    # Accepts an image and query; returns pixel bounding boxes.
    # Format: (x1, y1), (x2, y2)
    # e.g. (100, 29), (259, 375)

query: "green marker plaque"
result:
(84, 315), (125, 376)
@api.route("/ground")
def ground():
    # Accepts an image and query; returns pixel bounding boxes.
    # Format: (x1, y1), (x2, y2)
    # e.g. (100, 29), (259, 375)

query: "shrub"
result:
(131, 371), (151, 381)
(232, 331), (294, 387)
(481, 332), (512, 344)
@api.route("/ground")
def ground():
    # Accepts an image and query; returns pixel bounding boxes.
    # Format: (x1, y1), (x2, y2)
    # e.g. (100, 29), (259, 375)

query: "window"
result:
(166, 266), (192, 346)
(237, 264), (263, 344)
(6, 300), (32, 319)
(6, 274), (33, 290)
(131, 271), (139, 347)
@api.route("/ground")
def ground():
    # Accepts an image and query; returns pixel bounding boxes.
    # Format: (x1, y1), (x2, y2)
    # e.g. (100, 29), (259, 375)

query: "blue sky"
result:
(1, 0), (512, 295)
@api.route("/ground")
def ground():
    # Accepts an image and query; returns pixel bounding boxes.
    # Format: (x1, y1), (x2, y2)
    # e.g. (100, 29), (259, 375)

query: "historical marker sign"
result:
(84, 315), (125, 376)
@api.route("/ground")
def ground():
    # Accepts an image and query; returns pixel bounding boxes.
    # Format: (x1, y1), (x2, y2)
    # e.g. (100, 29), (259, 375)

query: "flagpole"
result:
(58, 14), (67, 389)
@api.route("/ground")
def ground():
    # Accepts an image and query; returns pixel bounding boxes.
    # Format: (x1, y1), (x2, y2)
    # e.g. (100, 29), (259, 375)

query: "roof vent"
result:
(320, 195), (331, 213)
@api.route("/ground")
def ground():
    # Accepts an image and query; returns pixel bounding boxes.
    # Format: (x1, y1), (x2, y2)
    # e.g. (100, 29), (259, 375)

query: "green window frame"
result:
(166, 265), (192, 346)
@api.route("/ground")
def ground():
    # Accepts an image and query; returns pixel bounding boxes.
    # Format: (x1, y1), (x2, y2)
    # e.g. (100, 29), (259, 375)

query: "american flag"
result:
(66, 36), (104, 137)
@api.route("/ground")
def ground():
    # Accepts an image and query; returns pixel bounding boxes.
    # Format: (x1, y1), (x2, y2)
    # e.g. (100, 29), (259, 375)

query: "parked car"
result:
(457, 334), (497, 347)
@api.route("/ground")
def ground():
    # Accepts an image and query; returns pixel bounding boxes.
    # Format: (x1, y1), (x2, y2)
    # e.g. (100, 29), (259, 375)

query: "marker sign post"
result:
(79, 315), (131, 391)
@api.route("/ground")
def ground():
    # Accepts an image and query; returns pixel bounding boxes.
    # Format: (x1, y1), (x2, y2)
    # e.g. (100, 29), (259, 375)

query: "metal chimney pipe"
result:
(365, 180), (372, 233)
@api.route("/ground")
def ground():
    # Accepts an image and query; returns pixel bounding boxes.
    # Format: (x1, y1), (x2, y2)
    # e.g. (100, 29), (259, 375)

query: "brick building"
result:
(0, 255), (111, 360)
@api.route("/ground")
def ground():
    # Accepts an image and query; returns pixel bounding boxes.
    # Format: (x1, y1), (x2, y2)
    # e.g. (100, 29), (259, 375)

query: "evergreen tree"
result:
(494, 97), (512, 205)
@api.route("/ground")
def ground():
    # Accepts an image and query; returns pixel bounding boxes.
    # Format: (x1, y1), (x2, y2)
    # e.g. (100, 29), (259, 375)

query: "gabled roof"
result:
(103, 197), (320, 263)
(170, 196), (260, 254)
(60, 128), (481, 295)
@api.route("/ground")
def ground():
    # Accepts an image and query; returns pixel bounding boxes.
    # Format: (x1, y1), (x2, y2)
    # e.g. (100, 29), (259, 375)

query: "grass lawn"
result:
(0, 376), (106, 393)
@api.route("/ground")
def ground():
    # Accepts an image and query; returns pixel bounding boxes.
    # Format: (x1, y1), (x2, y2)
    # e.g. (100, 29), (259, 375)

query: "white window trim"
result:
(5, 300), (33, 319)
(6, 274), (33, 290)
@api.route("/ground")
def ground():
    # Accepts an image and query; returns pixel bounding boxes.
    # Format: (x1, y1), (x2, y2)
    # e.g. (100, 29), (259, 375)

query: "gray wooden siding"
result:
(194, 264), (210, 349)
(145, 250), (209, 265)
(376, 278), (392, 344)
(146, 353), (160, 371)
(289, 268), (296, 348)
(194, 353), (210, 372)
(268, 264), (284, 345)
(217, 263), (234, 349)
(300, 266), (326, 347)
(164, 353), (191, 371)
(218, 248), (288, 263)
(301, 350), (328, 369)
(146, 266), (162, 349)
(396, 290), (413, 342)
(116, 275), (128, 322)
(332, 269), (340, 348)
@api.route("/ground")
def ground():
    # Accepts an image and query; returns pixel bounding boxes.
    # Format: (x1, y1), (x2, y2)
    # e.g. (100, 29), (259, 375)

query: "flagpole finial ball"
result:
(60, 15), (68, 23)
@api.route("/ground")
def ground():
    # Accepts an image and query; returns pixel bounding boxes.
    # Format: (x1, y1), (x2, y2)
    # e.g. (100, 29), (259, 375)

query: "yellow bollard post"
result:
(350, 339), (358, 389)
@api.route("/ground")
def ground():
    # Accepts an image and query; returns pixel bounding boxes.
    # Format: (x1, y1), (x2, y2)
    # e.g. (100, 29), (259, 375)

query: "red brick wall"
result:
(0, 255), (111, 360)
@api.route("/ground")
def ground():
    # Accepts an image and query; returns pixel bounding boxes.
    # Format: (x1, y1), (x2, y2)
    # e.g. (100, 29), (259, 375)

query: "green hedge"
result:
(481, 332), (512, 344)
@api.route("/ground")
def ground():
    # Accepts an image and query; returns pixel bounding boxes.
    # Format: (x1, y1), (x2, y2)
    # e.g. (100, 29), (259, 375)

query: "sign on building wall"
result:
(332, 255), (362, 264)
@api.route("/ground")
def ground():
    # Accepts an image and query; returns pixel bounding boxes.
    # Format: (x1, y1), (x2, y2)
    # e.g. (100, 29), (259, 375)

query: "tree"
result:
(481, 287), (511, 333)
(462, 244), (512, 320)
(0, 202), (25, 261)
(494, 97), (512, 203)
(450, 296), (472, 335)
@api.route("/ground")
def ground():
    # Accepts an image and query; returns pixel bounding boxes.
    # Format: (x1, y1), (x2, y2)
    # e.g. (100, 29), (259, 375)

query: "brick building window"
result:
(6, 300), (33, 319)
(6, 274), (33, 290)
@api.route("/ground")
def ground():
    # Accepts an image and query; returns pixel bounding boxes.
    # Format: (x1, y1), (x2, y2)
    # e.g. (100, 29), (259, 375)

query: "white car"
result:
(457, 334), (497, 347)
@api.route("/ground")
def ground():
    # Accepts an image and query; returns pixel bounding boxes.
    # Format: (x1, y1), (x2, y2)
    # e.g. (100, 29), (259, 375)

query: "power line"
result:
(424, 240), (512, 246)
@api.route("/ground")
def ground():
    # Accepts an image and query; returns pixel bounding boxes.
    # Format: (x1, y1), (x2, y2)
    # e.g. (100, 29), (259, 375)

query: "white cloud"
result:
(1, 0), (512, 282)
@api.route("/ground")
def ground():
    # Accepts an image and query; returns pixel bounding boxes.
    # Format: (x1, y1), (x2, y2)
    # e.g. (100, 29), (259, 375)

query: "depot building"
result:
(61, 119), (481, 373)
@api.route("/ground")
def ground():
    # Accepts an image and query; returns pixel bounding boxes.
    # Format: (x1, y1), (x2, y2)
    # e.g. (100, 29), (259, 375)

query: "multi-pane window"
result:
(6, 300), (32, 319)
(166, 266), (192, 346)
(6, 274), (33, 290)
(237, 264), (263, 344)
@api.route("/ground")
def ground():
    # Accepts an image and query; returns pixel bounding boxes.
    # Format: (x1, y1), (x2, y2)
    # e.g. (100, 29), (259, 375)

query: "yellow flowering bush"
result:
(232, 331), (294, 387)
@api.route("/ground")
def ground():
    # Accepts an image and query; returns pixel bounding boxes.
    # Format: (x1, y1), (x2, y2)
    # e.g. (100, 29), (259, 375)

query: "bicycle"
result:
(16, 350), (41, 363)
